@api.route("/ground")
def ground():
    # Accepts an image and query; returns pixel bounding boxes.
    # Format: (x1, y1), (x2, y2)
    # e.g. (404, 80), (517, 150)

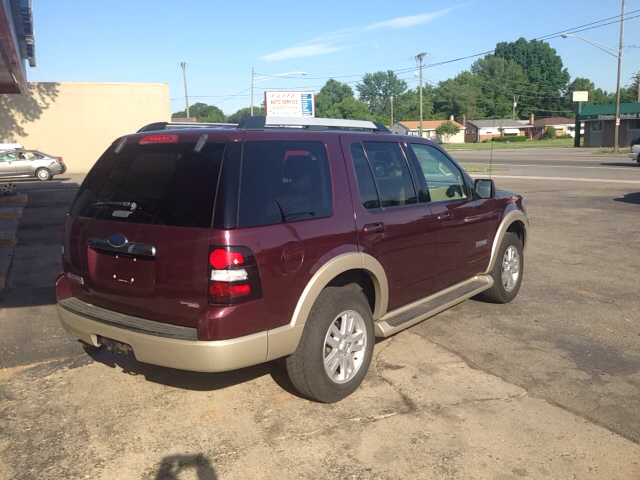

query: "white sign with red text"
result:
(264, 91), (315, 117)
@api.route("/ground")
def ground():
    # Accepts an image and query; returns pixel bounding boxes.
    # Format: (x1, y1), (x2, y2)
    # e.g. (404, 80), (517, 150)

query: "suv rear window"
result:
(69, 141), (225, 228)
(237, 141), (332, 227)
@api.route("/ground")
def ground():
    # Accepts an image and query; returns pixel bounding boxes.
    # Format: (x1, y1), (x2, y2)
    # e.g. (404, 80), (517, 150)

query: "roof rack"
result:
(238, 116), (390, 132)
(137, 122), (237, 133)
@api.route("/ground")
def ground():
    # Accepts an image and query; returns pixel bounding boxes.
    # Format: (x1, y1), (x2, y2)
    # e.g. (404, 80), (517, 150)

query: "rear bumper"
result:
(57, 302), (270, 372)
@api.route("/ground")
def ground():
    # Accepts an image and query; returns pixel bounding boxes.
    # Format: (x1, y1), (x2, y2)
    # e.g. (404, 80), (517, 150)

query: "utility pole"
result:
(180, 62), (190, 119)
(512, 95), (518, 120)
(390, 95), (394, 125)
(251, 67), (257, 116)
(415, 52), (427, 137)
(614, 0), (625, 152)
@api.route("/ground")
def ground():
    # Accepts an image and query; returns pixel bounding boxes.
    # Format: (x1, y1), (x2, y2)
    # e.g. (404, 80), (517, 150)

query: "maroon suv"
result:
(55, 116), (528, 403)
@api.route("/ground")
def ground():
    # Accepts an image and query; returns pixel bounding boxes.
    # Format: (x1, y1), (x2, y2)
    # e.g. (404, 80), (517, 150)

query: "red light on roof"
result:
(209, 249), (245, 269)
(139, 134), (179, 145)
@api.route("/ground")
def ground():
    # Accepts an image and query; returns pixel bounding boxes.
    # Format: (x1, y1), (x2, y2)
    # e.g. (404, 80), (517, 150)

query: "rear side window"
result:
(350, 141), (417, 209)
(238, 141), (332, 227)
(70, 141), (225, 228)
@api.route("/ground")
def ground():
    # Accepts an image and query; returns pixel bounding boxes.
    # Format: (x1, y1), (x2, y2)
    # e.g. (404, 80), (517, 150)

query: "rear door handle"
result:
(437, 212), (452, 221)
(363, 222), (384, 234)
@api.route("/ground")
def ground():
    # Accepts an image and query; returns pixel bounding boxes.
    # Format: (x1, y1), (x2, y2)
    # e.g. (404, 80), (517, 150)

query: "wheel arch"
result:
(486, 209), (528, 274)
(265, 252), (388, 362)
(290, 252), (389, 328)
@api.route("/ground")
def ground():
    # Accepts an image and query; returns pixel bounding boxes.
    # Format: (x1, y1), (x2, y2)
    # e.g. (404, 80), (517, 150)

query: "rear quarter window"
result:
(237, 141), (332, 227)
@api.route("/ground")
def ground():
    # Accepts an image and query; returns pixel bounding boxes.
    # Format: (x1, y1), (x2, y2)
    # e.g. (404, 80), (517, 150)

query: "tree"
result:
(227, 106), (264, 123)
(435, 121), (461, 143)
(356, 70), (407, 116)
(494, 38), (570, 117)
(315, 80), (354, 117)
(433, 72), (482, 119)
(392, 86), (435, 122)
(171, 102), (226, 123)
(470, 55), (529, 118)
(325, 96), (378, 120)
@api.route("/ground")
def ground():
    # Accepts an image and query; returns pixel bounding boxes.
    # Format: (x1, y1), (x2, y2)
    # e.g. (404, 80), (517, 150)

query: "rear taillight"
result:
(55, 157), (63, 163)
(208, 246), (262, 305)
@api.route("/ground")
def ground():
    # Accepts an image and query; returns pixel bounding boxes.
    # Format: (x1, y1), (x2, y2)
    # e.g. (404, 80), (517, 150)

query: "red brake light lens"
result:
(209, 282), (251, 298)
(55, 157), (63, 163)
(139, 134), (179, 145)
(209, 249), (245, 269)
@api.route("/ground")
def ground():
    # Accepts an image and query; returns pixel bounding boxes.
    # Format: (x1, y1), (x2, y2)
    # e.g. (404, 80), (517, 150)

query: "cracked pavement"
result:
(1, 331), (639, 479)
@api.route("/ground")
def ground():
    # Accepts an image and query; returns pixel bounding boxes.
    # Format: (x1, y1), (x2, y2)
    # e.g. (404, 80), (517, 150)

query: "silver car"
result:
(0, 149), (67, 181)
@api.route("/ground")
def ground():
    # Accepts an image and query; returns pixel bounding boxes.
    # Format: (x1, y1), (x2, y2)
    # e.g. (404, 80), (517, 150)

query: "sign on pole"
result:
(572, 91), (589, 102)
(264, 91), (315, 117)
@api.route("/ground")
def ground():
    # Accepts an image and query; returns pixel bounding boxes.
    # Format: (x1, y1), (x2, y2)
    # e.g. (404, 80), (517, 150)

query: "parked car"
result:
(0, 149), (67, 181)
(55, 116), (528, 403)
(628, 137), (640, 163)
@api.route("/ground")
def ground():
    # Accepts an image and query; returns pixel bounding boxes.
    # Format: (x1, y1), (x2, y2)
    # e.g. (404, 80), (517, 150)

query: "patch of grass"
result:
(443, 137), (577, 151)
(594, 147), (631, 154)
(463, 166), (498, 173)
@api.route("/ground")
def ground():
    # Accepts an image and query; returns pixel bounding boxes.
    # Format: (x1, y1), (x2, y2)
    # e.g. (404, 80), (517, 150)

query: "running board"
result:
(375, 275), (493, 338)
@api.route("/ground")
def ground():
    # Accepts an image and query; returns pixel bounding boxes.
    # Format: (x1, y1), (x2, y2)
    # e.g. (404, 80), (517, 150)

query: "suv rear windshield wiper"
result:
(92, 201), (137, 210)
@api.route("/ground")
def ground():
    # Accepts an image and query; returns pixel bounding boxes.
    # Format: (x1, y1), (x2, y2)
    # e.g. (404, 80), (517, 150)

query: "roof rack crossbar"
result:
(237, 116), (390, 132)
(138, 122), (238, 132)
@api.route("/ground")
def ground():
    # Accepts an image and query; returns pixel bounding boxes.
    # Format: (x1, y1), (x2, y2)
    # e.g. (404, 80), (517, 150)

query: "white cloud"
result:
(261, 7), (457, 61)
(365, 8), (456, 30)
(261, 44), (346, 61)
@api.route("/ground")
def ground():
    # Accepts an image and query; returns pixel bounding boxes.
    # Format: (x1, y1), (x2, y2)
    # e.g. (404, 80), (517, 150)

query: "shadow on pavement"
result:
(84, 344), (301, 398)
(1, 180), (79, 308)
(599, 162), (640, 168)
(614, 191), (640, 205)
(155, 453), (217, 480)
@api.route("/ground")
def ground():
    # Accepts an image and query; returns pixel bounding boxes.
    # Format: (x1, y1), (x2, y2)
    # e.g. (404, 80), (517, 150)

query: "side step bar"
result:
(375, 275), (493, 338)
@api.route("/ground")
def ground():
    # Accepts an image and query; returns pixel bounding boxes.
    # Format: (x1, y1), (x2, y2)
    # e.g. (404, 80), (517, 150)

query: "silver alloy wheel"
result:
(501, 245), (521, 292)
(36, 168), (51, 181)
(323, 309), (367, 384)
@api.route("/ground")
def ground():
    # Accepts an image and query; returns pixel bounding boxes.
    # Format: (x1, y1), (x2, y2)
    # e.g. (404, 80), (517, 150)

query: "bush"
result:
(492, 136), (527, 143)
(546, 126), (557, 139)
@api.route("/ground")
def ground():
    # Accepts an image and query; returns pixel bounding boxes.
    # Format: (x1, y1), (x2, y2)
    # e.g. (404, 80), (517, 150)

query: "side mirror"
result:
(474, 179), (495, 199)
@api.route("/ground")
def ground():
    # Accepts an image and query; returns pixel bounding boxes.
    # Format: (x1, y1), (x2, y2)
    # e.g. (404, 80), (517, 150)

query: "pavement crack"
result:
(373, 336), (418, 414)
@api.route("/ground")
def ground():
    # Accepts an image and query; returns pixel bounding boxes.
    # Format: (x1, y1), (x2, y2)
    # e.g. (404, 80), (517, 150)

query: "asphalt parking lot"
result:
(1, 151), (639, 479)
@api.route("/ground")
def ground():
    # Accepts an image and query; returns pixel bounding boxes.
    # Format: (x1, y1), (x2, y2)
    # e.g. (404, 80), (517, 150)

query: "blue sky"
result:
(29, 0), (640, 117)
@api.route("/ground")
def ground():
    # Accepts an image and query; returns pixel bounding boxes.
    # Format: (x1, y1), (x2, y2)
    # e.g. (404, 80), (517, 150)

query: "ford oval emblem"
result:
(107, 234), (127, 248)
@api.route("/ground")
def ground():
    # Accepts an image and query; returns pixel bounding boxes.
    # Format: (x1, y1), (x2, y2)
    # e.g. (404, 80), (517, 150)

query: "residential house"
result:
(531, 116), (577, 139)
(389, 118), (465, 143)
(465, 119), (533, 143)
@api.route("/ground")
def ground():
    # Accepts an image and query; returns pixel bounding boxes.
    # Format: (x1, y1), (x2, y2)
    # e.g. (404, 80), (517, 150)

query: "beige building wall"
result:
(0, 82), (170, 173)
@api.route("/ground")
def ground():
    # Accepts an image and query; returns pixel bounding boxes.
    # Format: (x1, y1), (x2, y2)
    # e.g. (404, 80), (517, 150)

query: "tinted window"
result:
(70, 141), (224, 228)
(350, 143), (380, 210)
(238, 141), (332, 227)
(361, 141), (417, 208)
(410, 143), (468, 202)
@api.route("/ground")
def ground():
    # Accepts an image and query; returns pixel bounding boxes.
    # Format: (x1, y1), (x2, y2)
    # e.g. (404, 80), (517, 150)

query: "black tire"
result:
(286, 284), (374, 403)
(35, 168), (52, 181)
(480, 231), (523, 304)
